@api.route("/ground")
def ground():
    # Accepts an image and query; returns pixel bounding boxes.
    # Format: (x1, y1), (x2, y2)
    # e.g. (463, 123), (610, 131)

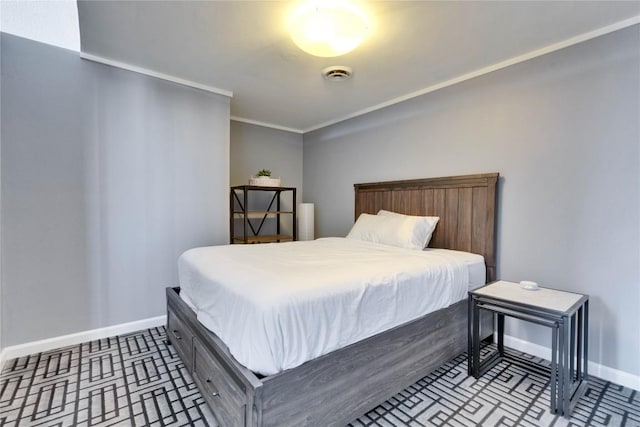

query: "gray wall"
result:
(230, 121), (303, 236)
(304, 26), (640, 376)
(1, 33), (230, 347)
(230, 121), (303, 194)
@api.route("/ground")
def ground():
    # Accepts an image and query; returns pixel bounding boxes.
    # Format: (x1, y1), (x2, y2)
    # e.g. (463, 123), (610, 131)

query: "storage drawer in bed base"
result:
(167, 309), (193, 372)
(193, 337), (246, 427)
(166, 288), (261, 426)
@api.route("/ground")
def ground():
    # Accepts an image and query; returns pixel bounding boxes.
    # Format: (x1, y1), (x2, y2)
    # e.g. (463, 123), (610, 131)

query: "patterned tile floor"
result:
(1, 327), (638, 426)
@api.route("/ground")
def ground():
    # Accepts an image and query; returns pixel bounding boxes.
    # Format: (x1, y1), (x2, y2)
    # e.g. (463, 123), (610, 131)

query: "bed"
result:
(166, 172), (499, 427)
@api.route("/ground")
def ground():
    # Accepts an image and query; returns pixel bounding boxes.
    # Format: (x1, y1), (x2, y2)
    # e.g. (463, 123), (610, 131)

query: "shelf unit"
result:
(230, 185), (297, 244)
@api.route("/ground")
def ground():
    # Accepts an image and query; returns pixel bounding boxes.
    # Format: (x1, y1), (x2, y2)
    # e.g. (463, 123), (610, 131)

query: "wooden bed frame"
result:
(166, 172), (499, 427)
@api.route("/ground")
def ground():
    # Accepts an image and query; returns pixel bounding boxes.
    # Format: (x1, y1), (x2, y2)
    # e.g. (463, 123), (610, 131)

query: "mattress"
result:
(178, 237), (485, 376)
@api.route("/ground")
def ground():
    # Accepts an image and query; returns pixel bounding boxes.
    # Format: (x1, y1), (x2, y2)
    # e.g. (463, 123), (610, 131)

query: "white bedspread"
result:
(178, 237), (484, 376)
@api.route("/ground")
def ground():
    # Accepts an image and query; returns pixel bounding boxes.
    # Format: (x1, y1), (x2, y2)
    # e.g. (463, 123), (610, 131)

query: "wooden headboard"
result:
(354, 173), (499, 282)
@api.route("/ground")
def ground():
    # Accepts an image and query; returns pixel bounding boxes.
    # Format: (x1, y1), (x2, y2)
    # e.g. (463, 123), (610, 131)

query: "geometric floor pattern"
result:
(349, 351), (640, 427)
(1, 327), (638, 427)
(0, 327), (213, 427)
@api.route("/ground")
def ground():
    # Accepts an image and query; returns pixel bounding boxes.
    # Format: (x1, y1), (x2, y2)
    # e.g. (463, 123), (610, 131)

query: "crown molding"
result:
(231, 116), (304, 134)
(79, 16), (640, 134)
(303, 16), (640, 133)
(80, 53), (233, 98)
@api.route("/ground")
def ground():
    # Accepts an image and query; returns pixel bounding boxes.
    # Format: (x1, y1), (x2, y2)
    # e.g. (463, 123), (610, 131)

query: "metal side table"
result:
(467, 280), (589, 418)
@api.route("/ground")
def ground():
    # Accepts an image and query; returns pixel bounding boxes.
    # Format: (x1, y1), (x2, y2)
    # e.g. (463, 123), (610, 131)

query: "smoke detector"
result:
(322, 66), (353, 82)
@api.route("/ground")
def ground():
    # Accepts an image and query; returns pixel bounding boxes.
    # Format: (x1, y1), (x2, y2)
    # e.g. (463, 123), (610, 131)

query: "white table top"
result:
(472, 280), (586, 313)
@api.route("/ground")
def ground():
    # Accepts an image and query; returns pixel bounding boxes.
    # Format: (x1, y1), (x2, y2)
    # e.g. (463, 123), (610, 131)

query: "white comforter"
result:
(178, 237), (479, 376)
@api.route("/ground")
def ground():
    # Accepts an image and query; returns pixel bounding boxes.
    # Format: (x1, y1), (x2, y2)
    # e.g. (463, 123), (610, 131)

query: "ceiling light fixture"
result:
(289, 0), (369, 57)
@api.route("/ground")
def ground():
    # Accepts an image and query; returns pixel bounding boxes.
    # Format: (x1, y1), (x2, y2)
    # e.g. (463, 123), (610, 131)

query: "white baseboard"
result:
(503, 334), (640, 392)
(0, 315), (167, 370)
(2, 319), (638, 392)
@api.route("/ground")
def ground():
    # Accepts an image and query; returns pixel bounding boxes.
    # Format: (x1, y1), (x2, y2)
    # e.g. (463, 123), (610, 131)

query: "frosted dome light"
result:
(289, 1), (369, 57)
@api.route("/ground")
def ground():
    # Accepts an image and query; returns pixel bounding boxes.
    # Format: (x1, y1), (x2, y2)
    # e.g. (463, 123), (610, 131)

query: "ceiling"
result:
(77, 1), (640, 133)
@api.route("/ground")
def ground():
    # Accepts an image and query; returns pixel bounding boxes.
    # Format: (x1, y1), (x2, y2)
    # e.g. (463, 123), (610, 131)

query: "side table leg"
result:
(558, 318), (565, 416)
(577, 306), (583, 381)
(473, 300), (481, 378)
(551, 324), (558, 414)
(563, 316), (571, 417)
(497, 313), (505, 356)
(570, 313), (576, 383)
(584, 300), (589, 382)
(468, 294), (473, 376)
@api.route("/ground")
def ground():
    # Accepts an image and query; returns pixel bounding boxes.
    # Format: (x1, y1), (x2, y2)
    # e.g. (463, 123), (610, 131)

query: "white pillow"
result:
(377, 210), (439, 248)
(346, 212), (438, 250)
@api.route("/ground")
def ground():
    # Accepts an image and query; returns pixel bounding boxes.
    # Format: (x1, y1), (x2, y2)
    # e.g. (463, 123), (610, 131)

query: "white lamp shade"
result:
(289, 1), (369, 57)
(298, 203), (315, 241)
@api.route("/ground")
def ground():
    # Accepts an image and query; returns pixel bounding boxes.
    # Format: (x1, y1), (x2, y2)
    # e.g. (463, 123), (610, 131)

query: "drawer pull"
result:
(172, 330), (182, 340)
(206, 379), (221, 397)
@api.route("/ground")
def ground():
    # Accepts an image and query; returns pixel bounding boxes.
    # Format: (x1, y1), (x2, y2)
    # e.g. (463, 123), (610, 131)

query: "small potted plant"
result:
(250, 169), (281, 187)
